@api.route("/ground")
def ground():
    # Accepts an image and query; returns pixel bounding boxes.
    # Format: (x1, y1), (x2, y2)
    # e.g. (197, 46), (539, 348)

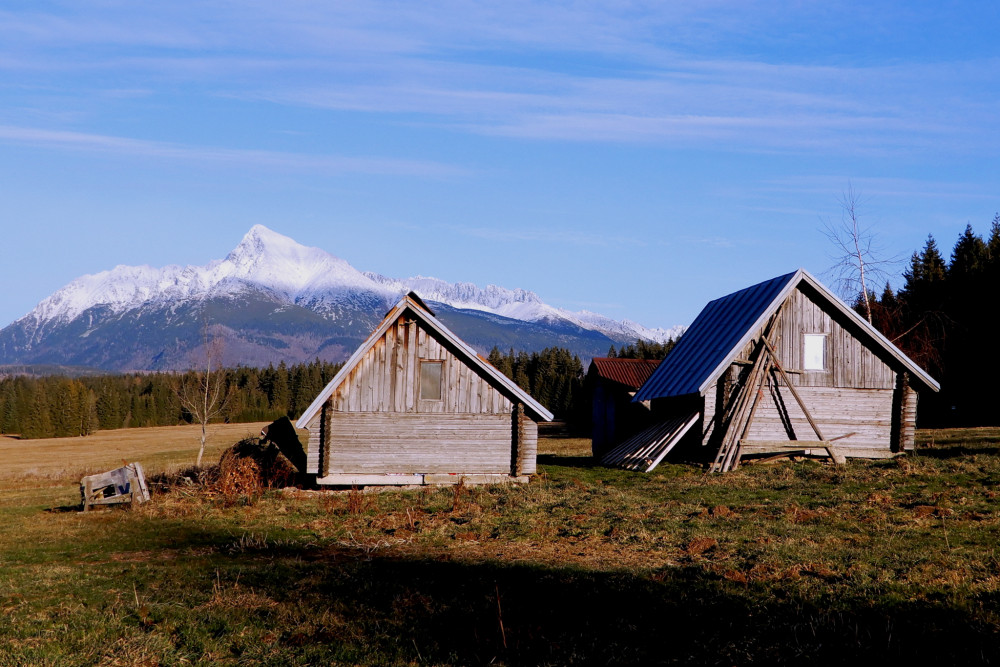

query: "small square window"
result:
(420, 360), (443, 400)
(803, 334), (826, 371)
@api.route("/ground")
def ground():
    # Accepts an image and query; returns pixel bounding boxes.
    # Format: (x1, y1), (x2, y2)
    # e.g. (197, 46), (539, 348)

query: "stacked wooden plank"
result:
(601, 412), (699, 472)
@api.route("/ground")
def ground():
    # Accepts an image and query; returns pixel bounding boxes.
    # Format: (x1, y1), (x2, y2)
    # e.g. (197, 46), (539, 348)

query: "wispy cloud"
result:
(0, 124), (466, 177)
(1, 3), (998, 157)
(675, 235), (763, 249)
(443, 224), (643, 247)
(760, 176), (1000, 202)
(235, 54), (996, 154)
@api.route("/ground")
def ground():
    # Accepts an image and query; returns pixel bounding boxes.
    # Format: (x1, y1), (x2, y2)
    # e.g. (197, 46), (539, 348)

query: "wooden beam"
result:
(739, 440), (846, 465)
(740, 440), (831, 451)
(711, 311), (782, 473)
(760, 337), (824, 441)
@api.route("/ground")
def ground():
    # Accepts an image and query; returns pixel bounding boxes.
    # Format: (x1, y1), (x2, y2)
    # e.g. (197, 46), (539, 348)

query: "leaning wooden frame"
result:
(80, 462), (150, 511)
(709, 307), (852, 473)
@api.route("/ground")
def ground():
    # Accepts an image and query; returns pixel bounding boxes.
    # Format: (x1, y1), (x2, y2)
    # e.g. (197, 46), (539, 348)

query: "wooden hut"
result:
(295, 292), (554, 486)
(602, 269), (939, 472)
(587, 357), (661, 458)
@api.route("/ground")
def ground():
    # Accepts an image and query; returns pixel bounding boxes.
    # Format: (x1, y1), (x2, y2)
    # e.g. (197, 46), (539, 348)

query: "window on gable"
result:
(803, 334), (826, 371)
(420, 360), (443, 400)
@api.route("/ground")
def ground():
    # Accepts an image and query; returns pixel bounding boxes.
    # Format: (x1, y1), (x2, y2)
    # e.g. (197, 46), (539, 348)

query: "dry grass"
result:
(0, 422), (283, 485)
(2, 425), (1000, 664)
(537, 436), (591, 457)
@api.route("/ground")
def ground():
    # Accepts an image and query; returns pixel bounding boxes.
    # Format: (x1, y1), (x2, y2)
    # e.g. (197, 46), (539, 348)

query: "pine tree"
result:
(23, 382), (53, 439)
(950, 224), (987, 280)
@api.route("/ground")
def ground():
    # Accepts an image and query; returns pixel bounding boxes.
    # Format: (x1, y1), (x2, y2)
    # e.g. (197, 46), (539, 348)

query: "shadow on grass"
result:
(44, 503), (83, 513)
(233, 548), (1000, 665)
(914, 446), (1000, 459)
(102, 521), (1000, 666)
(536, 454), (599, 468)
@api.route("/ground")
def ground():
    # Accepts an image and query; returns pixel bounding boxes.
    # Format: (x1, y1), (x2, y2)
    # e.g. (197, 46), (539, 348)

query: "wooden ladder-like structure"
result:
(709, 311), (848, 473)
(709, 313), (779, 473)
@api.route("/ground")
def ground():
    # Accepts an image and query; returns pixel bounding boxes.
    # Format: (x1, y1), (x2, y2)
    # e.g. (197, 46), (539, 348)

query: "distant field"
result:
(0, 422), (273, 484)
(1, 426), (999, 665)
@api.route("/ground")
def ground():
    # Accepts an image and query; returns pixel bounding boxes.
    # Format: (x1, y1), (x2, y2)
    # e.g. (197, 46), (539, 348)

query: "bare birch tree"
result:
(821, 184), (895, 324)
(177, 330), (232, 467)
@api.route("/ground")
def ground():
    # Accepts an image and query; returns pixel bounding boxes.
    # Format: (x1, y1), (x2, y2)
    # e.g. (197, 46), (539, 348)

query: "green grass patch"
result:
(1, 432), (999, 664)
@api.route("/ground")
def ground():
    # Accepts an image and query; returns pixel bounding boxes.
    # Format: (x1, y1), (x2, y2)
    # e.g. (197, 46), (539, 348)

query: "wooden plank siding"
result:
(734, 287), (895, 390)
(516, 411), (538, 475)
(325, 413), (513, 474)
(326, 316), (513, 416)
(899, 376), (918, 451)
(744, 384), (894, 451)
(305, 313), (527, 480)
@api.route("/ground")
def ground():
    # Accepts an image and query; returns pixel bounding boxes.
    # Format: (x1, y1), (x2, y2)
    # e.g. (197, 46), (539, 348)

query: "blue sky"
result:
(1, 2), (998, 330)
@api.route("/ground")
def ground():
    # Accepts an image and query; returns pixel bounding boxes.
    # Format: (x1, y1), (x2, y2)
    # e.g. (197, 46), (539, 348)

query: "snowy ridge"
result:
(364, 274), (683, 344)
(14, 225), (681, 344)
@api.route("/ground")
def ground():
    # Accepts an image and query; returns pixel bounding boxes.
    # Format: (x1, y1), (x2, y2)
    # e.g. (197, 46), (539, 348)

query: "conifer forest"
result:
(861, 215), (1000, 425)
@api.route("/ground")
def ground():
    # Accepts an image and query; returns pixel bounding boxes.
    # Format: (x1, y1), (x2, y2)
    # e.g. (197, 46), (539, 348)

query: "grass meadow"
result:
(1, 425), (999, 665)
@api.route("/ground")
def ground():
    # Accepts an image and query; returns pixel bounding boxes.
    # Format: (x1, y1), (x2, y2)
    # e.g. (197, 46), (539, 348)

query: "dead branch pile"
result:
(217, 437), (298, 500)
(147, 465), (220, 493)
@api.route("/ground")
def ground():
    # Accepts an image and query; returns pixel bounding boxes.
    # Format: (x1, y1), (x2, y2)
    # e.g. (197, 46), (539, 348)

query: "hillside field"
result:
(1, 426), (999, 665)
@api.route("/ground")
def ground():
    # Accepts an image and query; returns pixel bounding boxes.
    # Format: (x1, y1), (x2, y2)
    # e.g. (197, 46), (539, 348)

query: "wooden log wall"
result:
(516, 410), (538, 475)
(325, 412), (514, 474)
(900, 376), (918, 451)
(744, 383), (894, 451)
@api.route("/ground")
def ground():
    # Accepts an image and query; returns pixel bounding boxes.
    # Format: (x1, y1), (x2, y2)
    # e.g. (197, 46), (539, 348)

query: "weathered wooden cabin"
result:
(602, 269), (939, 472)
(588, 357), (661, 458)
(295, 292), (554, 486)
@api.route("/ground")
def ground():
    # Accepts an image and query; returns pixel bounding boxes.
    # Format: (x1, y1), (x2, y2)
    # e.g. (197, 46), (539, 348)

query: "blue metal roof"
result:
(634, 271), (797, 401)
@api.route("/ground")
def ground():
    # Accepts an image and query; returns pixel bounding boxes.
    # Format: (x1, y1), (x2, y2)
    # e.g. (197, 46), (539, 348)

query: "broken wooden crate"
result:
(81, 463), (150, 511)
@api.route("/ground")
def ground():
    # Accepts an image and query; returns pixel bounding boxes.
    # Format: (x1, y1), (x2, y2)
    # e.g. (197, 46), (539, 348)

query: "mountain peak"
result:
(227, 224), (308, 265)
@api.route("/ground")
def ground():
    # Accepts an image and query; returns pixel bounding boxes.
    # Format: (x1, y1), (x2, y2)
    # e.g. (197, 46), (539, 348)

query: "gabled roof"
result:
(634, 269), (939, 402)
(296, 293), (554, 427)
(589, 358), (661, 391)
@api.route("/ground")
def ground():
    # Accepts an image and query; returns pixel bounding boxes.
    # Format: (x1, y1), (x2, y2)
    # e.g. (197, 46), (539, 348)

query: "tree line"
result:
(859, 214), (1000, 425)
(0, 360), (342, 439)
(486, 341), (676, 431)
(605, 339), (676, 360)
(486, 346), (586, 423)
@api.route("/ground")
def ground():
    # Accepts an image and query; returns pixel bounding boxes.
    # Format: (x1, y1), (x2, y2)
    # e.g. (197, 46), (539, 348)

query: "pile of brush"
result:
(147, 465), (220, 493)
(216, 437), (299, 501)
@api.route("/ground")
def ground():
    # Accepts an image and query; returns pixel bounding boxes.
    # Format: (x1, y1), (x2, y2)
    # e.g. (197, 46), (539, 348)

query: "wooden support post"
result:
(760, 338), (824, 441)
(730, 363), (772, 471)
(83, 478), (93, 512)
(710, 311), (782, 473)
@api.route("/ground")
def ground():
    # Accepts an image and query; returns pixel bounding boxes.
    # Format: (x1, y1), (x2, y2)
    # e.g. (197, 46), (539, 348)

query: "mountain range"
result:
(0, 226), (683, 372)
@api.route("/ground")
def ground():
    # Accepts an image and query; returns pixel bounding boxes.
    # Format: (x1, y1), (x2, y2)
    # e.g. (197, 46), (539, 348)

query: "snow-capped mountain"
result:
(23, 226), (392, 327)
(0, 226), (682, 371)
